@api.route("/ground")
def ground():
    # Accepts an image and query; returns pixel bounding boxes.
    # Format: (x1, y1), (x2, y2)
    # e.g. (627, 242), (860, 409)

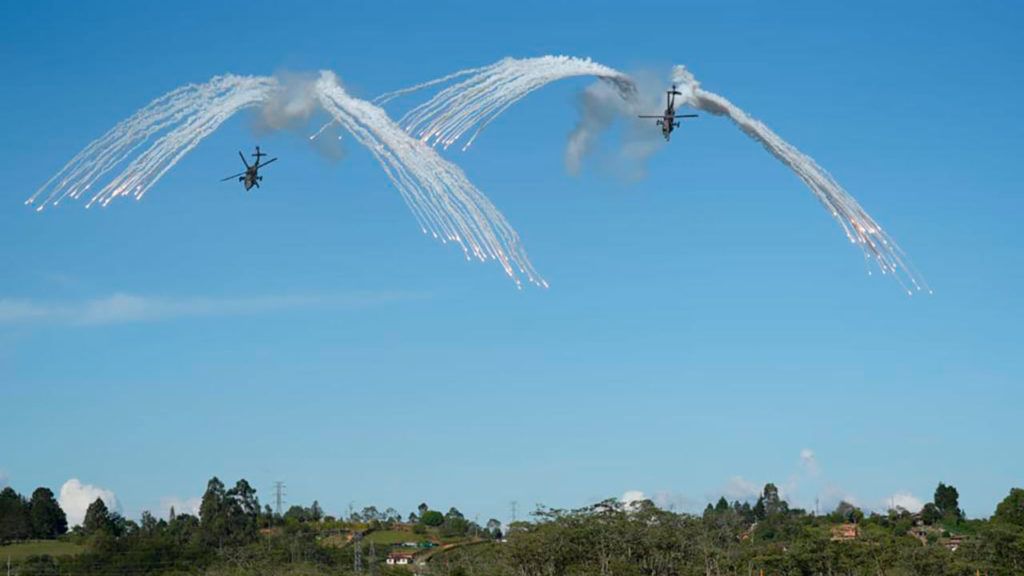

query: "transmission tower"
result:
(273, 481), (286, 516)
(353, 532), (363, 572)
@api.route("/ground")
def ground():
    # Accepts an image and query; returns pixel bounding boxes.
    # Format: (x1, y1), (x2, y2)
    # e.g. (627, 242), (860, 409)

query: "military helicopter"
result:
(638, 85), (698, 141)
(221, 146), (278, 190)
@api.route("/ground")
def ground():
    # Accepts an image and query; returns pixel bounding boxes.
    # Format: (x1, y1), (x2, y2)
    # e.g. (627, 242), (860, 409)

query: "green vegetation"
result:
(0, 540), (84, 562)
(0, 478), (1022, 575)
(364, 530), (416, 545)
(1, 487), (67, 543)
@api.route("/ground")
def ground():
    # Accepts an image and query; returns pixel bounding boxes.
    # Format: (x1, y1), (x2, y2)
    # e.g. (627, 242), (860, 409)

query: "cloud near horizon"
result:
(885, 491), (924, 513)
(0, 291), (423, 326)
(159, 496), (202, 519)
(59, 478), (120, 527)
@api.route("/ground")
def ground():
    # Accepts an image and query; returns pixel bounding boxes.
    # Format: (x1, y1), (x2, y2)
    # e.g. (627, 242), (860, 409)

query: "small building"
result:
(387, 552), (416, 566)
(944, 534), (966, 552)
(830, 523), (859, 541)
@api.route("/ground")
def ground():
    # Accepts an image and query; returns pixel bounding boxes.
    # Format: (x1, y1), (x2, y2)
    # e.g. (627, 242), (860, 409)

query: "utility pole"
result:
(510, 500), (518, 525)
(273, 481), (286, 517)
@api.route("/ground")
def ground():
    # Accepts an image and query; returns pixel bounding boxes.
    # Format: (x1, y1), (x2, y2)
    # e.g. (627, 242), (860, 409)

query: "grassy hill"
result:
(0, 540), (85, 562)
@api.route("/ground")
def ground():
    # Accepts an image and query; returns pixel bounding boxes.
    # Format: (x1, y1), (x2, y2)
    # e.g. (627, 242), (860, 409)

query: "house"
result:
(830, 523), (859, 541)
(944, 534), (966, 552)
(387, 552), (416, 566)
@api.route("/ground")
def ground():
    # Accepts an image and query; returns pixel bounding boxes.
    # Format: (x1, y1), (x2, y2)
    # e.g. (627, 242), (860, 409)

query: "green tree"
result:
(486, 518), (502, 539)
(225, 478), (259, 544)
(284, 505), (310, 522)
(994, 488), (1024, 527)
(199, 477), (228, 546)
(83, 497), (113, 535)
(29, 487), (68, 538)
(832, 501), (864, 524)
(421, 510), (444, 527)
(441, 514), (470, 537)
(754, 483), (788, 520)
(139, 510), (159, 535)
(0, 487), (31, 542)
(934, 482), (962, 519)
(921, 502), (943, 525)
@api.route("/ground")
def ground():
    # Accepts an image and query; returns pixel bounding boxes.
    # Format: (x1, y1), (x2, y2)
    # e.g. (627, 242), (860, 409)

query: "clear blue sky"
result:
(1, 1), (1021, 524)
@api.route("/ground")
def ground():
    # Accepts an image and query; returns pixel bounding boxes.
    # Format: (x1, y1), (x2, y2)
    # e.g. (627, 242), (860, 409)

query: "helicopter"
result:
(221, 146), (278, 190)
(638, 85), (698, 141)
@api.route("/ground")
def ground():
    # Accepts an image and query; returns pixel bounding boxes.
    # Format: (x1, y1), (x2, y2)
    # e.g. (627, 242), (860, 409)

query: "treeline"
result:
(3, 478), (1023, 575)
(0, 487), (67, 542)
(442, 484), (1024, 576)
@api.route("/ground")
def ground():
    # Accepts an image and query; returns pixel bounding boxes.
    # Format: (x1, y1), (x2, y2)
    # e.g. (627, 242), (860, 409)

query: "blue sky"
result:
(1, 1), (1021, 525)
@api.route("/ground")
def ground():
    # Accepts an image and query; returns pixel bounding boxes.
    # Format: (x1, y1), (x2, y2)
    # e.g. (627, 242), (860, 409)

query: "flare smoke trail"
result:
(376, 56), (638, 150)
(671, 65), (927, 294)
(315, 72), (542, 286)
(27, 72), (543, 287)
(27, 75), (277, 209)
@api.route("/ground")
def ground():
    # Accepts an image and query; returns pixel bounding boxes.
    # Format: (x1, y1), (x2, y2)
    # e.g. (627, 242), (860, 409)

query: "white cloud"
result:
(620, 490), (647, 507)
(159, 496), (202, 519)
(721, 476), (761, 501)
(885, 491), (924, 513)
(800, 448), (820, 476)
(0, 291), (421, 326)
(651, 490), (699, 513)
(0, 470), (8, 488)
(58, 479), (120, 527)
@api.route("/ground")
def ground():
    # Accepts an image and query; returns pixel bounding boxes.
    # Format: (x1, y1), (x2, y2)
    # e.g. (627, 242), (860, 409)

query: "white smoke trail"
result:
(27, 75), (277, 209)
(27, 71), (544, 287)
(380, 56), (638, 151)
(671, 65), (927, 294)
(315, 71), (544, 287)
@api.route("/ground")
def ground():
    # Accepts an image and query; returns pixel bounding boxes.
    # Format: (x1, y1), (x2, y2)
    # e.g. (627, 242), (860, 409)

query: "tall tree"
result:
(28, 487), (67, 538)
(225, 479), (259, 544)
(199, 477), (228, 547)
(0, 487), (31, 542)
(934, 483), (962, 519)
(83, 498), (113, 535)
(753, 483), (788, 520)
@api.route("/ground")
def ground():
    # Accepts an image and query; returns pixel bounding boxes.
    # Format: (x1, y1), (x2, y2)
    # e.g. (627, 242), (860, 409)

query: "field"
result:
(0, 540), (85, 562)
(363, 530), (421, 545)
